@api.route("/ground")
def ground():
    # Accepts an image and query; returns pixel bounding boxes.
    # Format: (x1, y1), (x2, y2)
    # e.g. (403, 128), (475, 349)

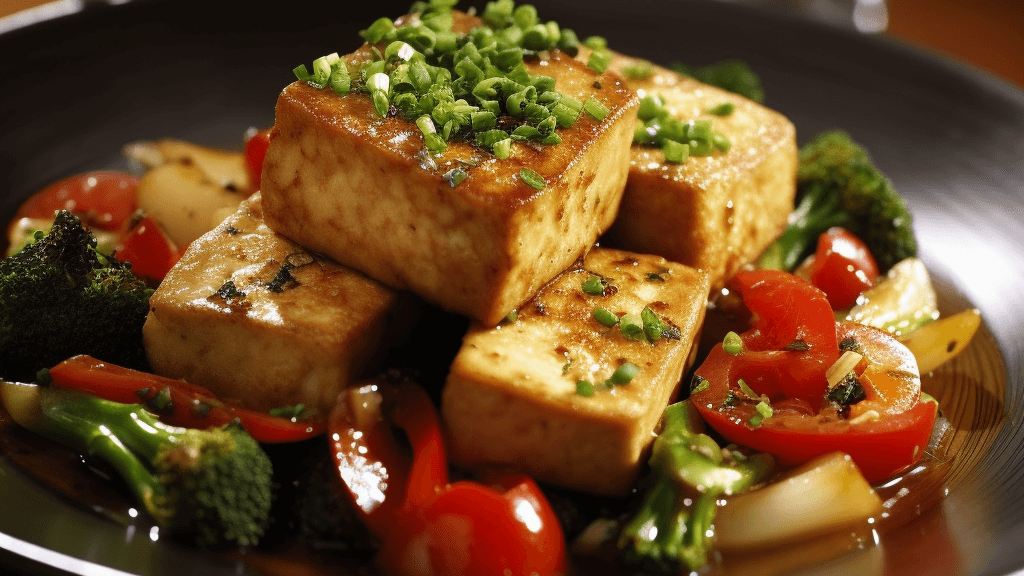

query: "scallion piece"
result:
(492, 138), (512, 159)
(609, 362), (640, 386)
(662, 140), (688, 164)
(707, 102), (735, 116)
(576, 380), (595, 397)
(519, 168), (545, 190)
(582, 35), (607, 49)
(361, 17), (396, 44)
(593, 307), (619, 327)
(622, 60), (654, 80)
(443, 167), (469, 187)
(583, 97), (610, 121)
(723, 331), (743, 355)
(619, 314), (645, 341)
(581, 274), (605, 296)
(587, 49), (612, 73)
(640, 307), (665, 342)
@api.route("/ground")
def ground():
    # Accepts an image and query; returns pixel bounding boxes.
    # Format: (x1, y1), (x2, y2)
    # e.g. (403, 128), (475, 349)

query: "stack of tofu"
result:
(143, 10), (796, 496)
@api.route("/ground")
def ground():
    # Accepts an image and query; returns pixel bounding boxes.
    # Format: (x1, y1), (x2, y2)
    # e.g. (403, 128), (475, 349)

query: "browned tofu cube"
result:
(602, 53), (797, 290)
(143, 193), (416, 417)
(260, 16), (639, 326)
(441, 247), (709, 495)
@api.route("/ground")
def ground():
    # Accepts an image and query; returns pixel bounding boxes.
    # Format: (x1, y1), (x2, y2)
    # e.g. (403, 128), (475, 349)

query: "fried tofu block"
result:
(442, 247), (709, 495)
(602, 53), (797, 290)
(143, 192), (416, 417)
(261, 14), (639, 326)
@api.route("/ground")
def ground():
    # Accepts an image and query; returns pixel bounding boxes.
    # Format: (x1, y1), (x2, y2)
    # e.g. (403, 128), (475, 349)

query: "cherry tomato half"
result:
(15, 171), (138, 231)
(690, 270), (935, 484)
(114, 213), (180, 283)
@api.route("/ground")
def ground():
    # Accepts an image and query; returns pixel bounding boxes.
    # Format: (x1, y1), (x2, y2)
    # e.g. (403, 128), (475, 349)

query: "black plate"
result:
(2, 0), (1023, 575)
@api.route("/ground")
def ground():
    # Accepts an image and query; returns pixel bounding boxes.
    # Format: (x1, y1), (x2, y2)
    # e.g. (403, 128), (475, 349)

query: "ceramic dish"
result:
(1, 0), (1022, 574)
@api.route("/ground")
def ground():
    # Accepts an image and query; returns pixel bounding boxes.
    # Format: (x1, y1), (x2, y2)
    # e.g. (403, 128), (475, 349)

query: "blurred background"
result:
(1, 0), (1021, 88)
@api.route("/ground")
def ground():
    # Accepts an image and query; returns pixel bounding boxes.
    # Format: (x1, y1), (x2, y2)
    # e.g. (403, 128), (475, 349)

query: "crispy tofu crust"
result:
(143, 193), (416, 417)
(601, 53), (798, 290)
(442, 247), (709, 495)
(261, 14), (639, 326)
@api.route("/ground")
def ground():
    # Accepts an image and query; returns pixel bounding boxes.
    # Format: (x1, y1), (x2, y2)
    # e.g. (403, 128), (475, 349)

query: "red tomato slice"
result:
(244, 128), (272, 191)
(114, 214), (180, 283)
(15, 171), (138, 231)
(691, 270), (936, 484)
(806, 226), (880, 310)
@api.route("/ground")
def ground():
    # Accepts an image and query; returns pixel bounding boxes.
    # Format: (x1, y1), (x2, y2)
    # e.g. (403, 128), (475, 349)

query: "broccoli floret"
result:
(617, 401), (772, 574)
(17, 386), (272, 547)
(0, 210), (152, 382)
(671, 60), (766, 103)
(758, 130), (918, 272)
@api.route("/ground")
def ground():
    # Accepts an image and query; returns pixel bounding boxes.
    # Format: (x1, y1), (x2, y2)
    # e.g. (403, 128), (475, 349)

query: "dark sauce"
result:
(0, 281), (1005, 576)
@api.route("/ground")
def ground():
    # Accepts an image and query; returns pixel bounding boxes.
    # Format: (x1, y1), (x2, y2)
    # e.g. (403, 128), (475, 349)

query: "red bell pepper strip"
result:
(329, 374), (567, 576)
(244, 128), (272, 191)
(690, 270), (936, 484)
(46, 355), (325, 443)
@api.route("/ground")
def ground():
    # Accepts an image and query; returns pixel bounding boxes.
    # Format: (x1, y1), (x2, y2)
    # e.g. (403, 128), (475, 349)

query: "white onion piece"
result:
(714, 452), (881, 551)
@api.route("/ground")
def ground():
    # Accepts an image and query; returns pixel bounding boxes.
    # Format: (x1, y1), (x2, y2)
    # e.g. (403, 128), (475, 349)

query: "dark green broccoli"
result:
(2, 382), (272, 547)
(617, 401), (772, 574)
(0, 210), (152, 381)
(671, 60), (766, 103)
(758, 129), (918, 272)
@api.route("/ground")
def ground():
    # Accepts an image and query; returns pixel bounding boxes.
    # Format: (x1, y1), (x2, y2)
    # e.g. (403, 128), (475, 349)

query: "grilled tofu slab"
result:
(602, 52), (797, 290)
(442, 247), (709, 495)
(260, 14), (638, 326)
(143, 193), (416, 417)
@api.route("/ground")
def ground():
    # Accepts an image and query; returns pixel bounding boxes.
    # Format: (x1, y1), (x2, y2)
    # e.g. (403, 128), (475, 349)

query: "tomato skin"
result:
(46, 355), (326, 443)
(807, 227), (879, 310)
(690, 270), (935, 484)
(244, 128), (272, 191)
(114, 214), (180, 282)
(15, 171), (138, 231)
(329, 375), (567, 576)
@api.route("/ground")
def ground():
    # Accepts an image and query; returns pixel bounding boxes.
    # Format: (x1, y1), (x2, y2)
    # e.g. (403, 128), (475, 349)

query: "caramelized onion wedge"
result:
(0, 380), (43, 431)
(714, 452), (881, 551)
(900, 308), (982, 374)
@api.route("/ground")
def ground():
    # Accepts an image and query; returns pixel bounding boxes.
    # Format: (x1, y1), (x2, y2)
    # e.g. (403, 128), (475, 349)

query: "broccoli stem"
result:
(37, 388), (170, 513)
(617, 401), (773, 574)
(757, 184), (850, 271)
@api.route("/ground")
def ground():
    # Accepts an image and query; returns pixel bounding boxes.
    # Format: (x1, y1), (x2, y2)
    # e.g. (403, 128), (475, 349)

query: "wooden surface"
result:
(1, 0), (1022, 88)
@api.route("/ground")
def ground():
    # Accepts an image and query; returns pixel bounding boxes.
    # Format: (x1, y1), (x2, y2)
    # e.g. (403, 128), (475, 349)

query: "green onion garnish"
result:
(587, 49), (612, 73)
(609, 362), (639, 386)
(640, 307), (665, 342)
(619, 313), (645, 341)
(662, 140), (689, 164)
(443, 167), (469, 187)
(622, 60), (654, 80)
(707, 102), (735, 116)
(738, 379), (758, 400)
(723, 331), (743, 355)
(690, 374), (709, 394)
(519, 168), (545, 190)
(576, 380), (595, 397)
(593, 307), (619, 327)
(582, 35), (607, 49)
(583, 97), (610, 121)
(581, 274), (605, 296)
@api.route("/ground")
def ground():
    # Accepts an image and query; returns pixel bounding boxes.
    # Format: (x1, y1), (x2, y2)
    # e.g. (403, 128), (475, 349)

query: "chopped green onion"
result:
(368, 72), (391, 117)
(619, 313), (645, 341)
(443, 167), (469, 187)
(581, 274), (605, 296)
(492, 138), (513, 159)
(723, 331), (743, 355)
(587, 49), (612, 73)
(707, 102), (735, 116)
(593, 307), (619, 327)
(329, 62), (351, 95)
(609, 363), (639, 386)
(622, 60), (654, 80)
(713, 131), (732, 153)
(361, 17), (396, 44)
(576, 380), (595, 397)
(583, 97), (610, 121)
(755, 401), (773, 419)
(640, 307), (665, 342)
(738, 379), (758, 400)
(519, 168), (545, 190)
(662, 140), (688, 164)
(582, 35), (607, 49)
(690, 374), (709, 394)
(504, 309), (518, 323)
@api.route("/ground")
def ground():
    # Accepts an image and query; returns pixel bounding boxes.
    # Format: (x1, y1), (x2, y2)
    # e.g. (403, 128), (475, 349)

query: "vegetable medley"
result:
(0, 1), (984, 575)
